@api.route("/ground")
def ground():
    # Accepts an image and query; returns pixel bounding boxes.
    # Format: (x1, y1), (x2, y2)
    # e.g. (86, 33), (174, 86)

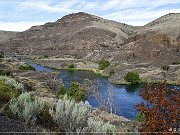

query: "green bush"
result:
(124, 71), (140, 84)
(67, 82), (79, 97)
(0, 52), (4, 58)
(37, 104), (54, 129)
(109, 70), (115, 76)
(161, 65), (169, 71)
(67, 82), (86, 101)
(43, 55), (49, 58)
(3, 106), (14, 118)
(57, 86), (66, 96)
(68, 64), (75, 69)
(0, 70), (11, 76)
(19, 64), (35, 71)
(58, 82), (86, 101)
(172, 61), (180, 65)
(99, 60), (110, 70)
(135, 112), (145, 122)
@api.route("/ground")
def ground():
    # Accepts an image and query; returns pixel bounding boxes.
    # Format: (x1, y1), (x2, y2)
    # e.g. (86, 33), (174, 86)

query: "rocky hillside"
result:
(1, 12), (179, 84)
(0, 30), (17, 43)
(125, 13), (180, 50)
(2, 12), (179, 64)
(1, 12), (138, 57)
(113, 13), (180, 65)
(137, 13), (180, 49)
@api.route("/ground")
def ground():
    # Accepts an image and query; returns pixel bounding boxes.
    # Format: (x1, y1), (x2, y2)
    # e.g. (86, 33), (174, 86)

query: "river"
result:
(30, 63), (180, 120)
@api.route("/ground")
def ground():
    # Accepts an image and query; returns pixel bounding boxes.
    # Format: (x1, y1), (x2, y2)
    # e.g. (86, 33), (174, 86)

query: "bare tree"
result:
(82, 79), (117, 115)
(89, 79), (108, 112)
(107, 85), (113, 115)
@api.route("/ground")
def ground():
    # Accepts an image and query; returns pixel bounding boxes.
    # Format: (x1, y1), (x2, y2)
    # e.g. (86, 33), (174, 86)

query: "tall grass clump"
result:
(9, 92), (44, 125)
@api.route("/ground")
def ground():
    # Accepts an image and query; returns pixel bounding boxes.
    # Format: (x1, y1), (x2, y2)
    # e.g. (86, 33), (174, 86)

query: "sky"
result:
(0, 0), (180, 31)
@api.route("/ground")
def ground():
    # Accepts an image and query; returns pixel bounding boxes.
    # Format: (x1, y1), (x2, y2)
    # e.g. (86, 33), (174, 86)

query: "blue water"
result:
(30, 63), (54, 72)
(30, 63), (180, 119)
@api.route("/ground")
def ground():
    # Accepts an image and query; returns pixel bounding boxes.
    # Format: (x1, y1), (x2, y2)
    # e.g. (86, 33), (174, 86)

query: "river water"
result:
(30, 63), (180, 119)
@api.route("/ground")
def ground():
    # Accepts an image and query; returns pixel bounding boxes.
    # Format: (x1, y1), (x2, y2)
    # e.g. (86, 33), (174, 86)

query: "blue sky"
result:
(0, 0), (180, 31)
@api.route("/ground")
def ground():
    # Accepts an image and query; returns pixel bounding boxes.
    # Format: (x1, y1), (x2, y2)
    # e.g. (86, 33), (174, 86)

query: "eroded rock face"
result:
(0, 31), (17, 43)
(132, 13), (180, 49)
(166, 65), (180, 84)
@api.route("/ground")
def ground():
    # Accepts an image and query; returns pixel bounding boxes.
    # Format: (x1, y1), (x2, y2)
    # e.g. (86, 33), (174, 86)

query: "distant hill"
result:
(1, 12), (179, 64)
(132, 13), (180, 49)
(1, 12), (138, 56)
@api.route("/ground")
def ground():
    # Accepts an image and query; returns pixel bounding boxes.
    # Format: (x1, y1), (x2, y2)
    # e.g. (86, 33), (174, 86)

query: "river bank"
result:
(32, 58), (180, 85)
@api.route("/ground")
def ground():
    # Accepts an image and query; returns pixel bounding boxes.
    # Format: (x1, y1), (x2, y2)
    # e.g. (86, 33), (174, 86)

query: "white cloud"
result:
(81, 2), (99, 11)
(0, 0), (180, 31)
(103, 9), (180, 26)
(18, 1), (80, 14)
(0, 21), (45, 31)
(99, 0), (120, 11)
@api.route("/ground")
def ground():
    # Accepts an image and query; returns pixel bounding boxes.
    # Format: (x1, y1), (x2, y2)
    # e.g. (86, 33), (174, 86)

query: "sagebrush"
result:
(9, 92), (44, 125)
(50, 95), (116, 134)
(0, 76), (24, 90)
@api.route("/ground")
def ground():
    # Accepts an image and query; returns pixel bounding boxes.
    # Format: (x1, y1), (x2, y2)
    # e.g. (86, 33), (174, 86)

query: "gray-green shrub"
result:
(50, 95), (116, 134)
(0, 76), (24, 91)
(9, 92), (44, 125)
(0, 80), (20, 107)
(83, 118), (116, 134)
(49, 95), (91, 132)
